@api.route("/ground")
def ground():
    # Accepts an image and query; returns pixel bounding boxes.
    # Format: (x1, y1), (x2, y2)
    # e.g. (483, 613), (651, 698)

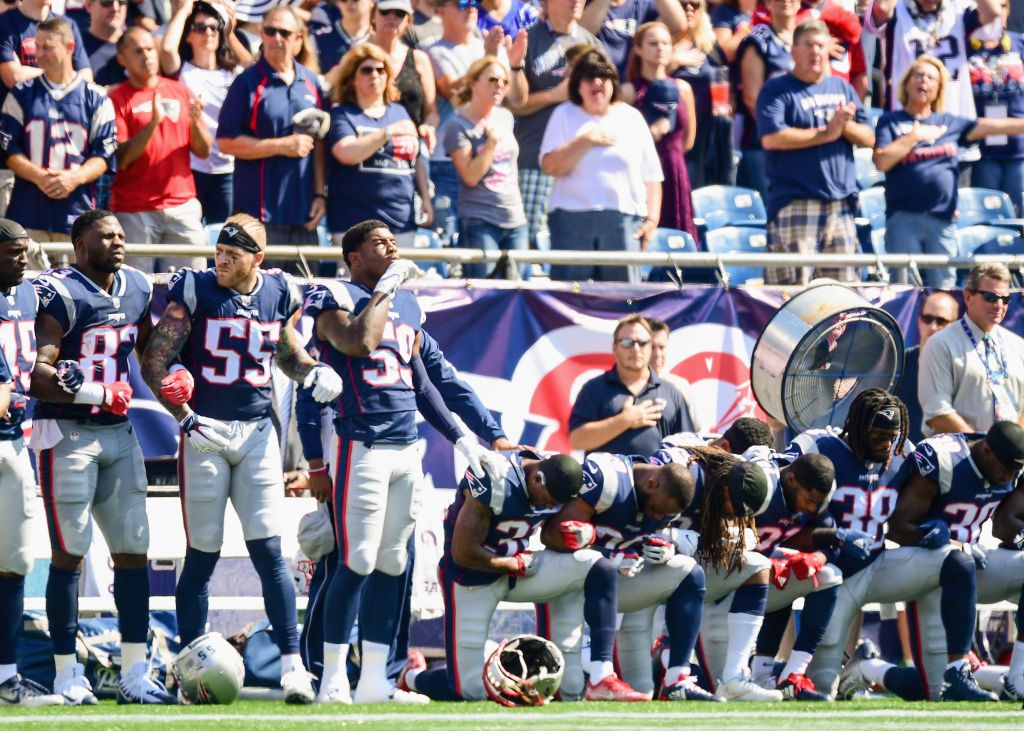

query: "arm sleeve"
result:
(410, 353), (464, 443)
(420, 330), (504, 444)
(295, 382), (327, 462)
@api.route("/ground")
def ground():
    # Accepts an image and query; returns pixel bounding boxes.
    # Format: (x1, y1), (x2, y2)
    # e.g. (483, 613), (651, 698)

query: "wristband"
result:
(511, 64), (525, 71)
(168, 364), (187, 374)
(72, 381), (105, 406)
(309, 465), (329, 477)
(313, 193), (327, 202)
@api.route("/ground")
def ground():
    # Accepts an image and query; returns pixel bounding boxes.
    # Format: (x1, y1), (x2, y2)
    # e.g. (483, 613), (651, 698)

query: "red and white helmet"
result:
(482, 634), (564, 707)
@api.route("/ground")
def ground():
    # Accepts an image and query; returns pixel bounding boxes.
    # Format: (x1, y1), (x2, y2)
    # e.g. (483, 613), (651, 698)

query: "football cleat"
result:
(281, 668), (316, 705)
(716, 675), (783, 702)
(585, 673), (649, 702)
(1000, 674), (1024, 701)
(0, 674), (64, 706)
(397, 650), (427, 693)
(53, 663), (98, 706)
(353, 681), (429, 704)
(837, 639), (880, 701)
(117, 661), (178, 705)
(658, 673), (721, 702)
(941, 664), (998, 702)
(315, 676), (352, 705)
(778, 673), (829, 701)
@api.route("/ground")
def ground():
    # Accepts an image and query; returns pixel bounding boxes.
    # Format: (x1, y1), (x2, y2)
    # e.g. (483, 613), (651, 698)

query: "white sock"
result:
(360, 641), (390, 688)
(665, 664), (689, 683)
(0, 663), (16, 684)
(280, 653), (304, 677)
(588, 660), (614, 684)
(946, 658), (968, 672)
(1009, 640), (1024, 679)
(406, 668), (425, 692)
(54, 654), (76, 674)
(723, 612), (763, 683)
(121, 642), (147, 671)
(973, 664), (1005, 692)
(860, 658), (895, 687)
(323, 643), (349, 687)
(782, 650), (813, 678)
(751, 654), (775, 680)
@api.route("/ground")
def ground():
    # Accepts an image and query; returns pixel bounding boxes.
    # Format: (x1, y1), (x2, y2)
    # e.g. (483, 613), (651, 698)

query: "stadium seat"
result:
(956, 188), (1024, 230)
(413, 228), (449, 278)
(644, 227), (698, 282)
(854, 148), (884, 189)
(957, 224), (1023, 257)
(703, 226), (767, 285)
(855, 187), (886, 259)
(690, 185), (767, 234)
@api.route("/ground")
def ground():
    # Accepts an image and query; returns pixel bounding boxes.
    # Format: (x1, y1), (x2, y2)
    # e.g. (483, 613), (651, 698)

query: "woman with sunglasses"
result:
(624, 22), (698, 241)
(328, 44), (430, 252)
(444, 55), (527, 278)
(874, 55), (1024, 288)
(161, 0), (252, 226)
(540, 49), (663, 283)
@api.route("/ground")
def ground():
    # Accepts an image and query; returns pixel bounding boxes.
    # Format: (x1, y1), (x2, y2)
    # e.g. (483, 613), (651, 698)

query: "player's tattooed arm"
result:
(451, 492), (520, 574)
(315, 297), (392, 358)
(993, 481), (1024, 547)
(275, 315), (320, 383)
(540, 498), (597, 553)
(886, 473), (940, 546)
(29, 312), (75, 403)
(141, 301), (193, 420)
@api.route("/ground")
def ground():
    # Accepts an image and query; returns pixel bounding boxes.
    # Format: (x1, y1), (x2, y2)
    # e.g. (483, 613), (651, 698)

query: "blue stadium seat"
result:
(855, 187), (886, 258)
(854, 148), (884, 189)
(704, 226), (767, 285)
(957, 224), (1022, 256)
(413, 228), (449, 278)
(690, 185), (767, 234)
(956, 188), (1024, 230)
(644, 228), (698, 282)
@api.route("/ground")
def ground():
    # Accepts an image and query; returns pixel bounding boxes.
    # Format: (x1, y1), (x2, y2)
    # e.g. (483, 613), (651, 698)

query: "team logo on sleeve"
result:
(914, 444), (936, 476)
(34, 279), (57, 307)
(580, 468), (598, 494)
(466, 471), (488, 498)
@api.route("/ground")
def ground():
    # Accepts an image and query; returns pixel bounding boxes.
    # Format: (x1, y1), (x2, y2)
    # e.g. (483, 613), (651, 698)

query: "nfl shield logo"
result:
(240, 295), (252, 307)
(112, 297), (120, 309)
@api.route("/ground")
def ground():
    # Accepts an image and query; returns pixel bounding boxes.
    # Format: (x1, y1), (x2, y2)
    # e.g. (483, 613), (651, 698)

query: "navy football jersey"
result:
(910, 433), (1017, 544)
(0, 279), (37, 440)
(33, 265), (151, 424)
(786, 427), (912, 575)
(303, 280), (424, 443)
(649, 444), (706, 530)
(441, 449), (559, 587)
(166, 268), (303, 423)
(0, 75), (116, 233)
(579, 452), (674, 554)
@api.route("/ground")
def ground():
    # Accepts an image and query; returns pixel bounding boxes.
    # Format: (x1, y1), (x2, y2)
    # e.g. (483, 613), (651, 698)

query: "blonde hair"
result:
(685, 0), (717, 56)
(965, 263), (1012, 291)
(262, 6), (320, 74)
(333, 44), (400, 105)
(223, 212), (267, 251)
(453, 55), (508, 106)
(896, 55), (947, 112)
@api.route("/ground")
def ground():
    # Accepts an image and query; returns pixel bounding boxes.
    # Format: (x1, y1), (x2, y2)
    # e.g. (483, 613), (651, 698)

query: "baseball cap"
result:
(297, 504), (335, 562)
(377, 0), (414, 12)
(191, 1), (226, 25)
(726, 461), (770, 517)
(0, 218), (28, 243)
(538, 454), (583, 504)
(986, 421), (1024, 471)
(640, 78), (679, 134)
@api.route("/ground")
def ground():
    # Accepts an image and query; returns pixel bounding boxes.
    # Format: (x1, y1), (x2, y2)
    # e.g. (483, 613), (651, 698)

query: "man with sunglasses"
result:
(921, 262), (1024, 436)
(896, 291), (959, 443)
(82, 0), (127, 87)
(569, 314), (698, 458)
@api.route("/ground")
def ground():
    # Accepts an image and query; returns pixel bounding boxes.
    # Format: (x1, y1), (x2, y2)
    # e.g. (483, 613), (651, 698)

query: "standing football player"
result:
(140, 213), (343, 704)
(29, 210), (174, 705)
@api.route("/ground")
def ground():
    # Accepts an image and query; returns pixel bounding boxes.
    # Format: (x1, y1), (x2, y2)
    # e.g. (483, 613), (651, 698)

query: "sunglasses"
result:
(99, 0), (129, 6)
(191, 21), (221, 33)
(970, 289), (1012, 305)
(378, 8), (409, 17)
(358, 64), (387, 76)
(486, 75), (509, 87)
(680, 0), (700, 8)
(616, 337), (651, 349)
(263, 26), (295, 39)
(919, 314), (951, 326)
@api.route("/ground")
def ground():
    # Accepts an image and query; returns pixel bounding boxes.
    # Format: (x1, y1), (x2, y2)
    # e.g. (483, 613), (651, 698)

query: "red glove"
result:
(511, 551), (536, 577)
(787, 552), (826, 582)
(101, 382), (132, 417)
(769, 557), (790, 590)
(160, 365), (194, 406)
(559, 520), (596, 550)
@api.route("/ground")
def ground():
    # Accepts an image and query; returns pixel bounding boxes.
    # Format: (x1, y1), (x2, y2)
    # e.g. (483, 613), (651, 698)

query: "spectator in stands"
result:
(110, 27), (210, 271)
(759, 20), (871, 286)
(406, 0), (442, 49)
(624, 21), (698, 240)
(734, 0), (797, 198)
(647, 316), (704, 432)
(671, 0), (732, 188)
(446, 55), (527, 277)
(327, 44), (426, 248)
(0, 17), (115, 242)
(711, 0), (755, 62)
(476, 0), (538, 36)
(540, 48), (662, 283)
(895, 291), (959, 443)
(161, 0), (249, 226)
(309, 0), (372, 80)
(83, 0), (128, 87)
(509, 0), (600, 252)
(969, 0), (1024, 215)
(569, 314), (699, 457)
(874, 55), (1024, 289)
(920, 262), (1024, 435)
(218, 6), (327, 256)
(579, 0), (684, 75)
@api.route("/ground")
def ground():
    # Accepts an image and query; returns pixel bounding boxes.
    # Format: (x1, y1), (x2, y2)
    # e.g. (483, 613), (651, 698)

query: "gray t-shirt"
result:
(443, 107), (527, 228)
(515, 21), (601, 170)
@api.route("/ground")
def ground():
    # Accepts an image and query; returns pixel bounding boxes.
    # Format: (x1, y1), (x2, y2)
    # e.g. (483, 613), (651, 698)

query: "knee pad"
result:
(374, 545), (410, 577)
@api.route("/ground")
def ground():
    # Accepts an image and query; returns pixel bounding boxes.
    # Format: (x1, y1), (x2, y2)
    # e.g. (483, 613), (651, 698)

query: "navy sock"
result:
(359, 570), (404, 646)
(113, 567), (150, 644)
(175, 547), (220, 647)
(323, 563), (368, 646)
(583, 558), (617, 662)
(414, 665), (463, 701)
(247, 537), (299, 655)
(0, 575), (25, 665)
(939, 550), (976, 655)
(46, 566), (80, 656)
(793, 585), (839, 654)
(883, 666), (925, 700)
(755, 607), (792, 657)
(730, 582), (768, 616)
(665, 567), (705, 669)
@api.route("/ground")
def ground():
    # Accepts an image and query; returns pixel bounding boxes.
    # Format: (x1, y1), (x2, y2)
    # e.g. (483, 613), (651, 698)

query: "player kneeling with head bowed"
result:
(141, 214), (343, 705)
(173, 633), (246, 705)
(483, 635), (565, 707)
(401, 451), (643, 702)
(541, 453), (717, 702)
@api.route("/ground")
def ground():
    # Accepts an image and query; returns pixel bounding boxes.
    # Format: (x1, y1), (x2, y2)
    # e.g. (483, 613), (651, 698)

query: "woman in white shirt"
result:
(160, 0), (252, 225)
(540, 48), (664, 283)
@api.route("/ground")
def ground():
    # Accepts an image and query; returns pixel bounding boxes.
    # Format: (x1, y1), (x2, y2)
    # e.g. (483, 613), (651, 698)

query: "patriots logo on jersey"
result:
(466, 471), (487, 498)
(914, 445), (937, 476)
(35, 281), (57, 306)
(0, 130), (10, 152)
(581, 470), (598, 494)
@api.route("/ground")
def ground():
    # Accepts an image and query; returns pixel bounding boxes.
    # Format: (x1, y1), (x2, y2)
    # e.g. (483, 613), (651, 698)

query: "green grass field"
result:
(1, 699), (1023, 731)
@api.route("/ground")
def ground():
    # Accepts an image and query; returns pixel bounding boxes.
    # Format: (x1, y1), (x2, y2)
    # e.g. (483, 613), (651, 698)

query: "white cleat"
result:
(53, 663), (98, 706)
(316, 678), (353, 705)
(353, 681), (429, 704)
(281, 668), (316, 705)
(716, 676), (784, 702)
(117, 661), (177, 705)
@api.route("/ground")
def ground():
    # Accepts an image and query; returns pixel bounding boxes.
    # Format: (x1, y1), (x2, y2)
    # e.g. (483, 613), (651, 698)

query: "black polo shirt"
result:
(568, 367), (695, 457)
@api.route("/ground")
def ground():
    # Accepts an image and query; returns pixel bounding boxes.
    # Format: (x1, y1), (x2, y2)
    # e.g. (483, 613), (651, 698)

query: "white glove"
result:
(671, 528), (700, 557)
(180, 413), (233, 454)
(610, 550), (645, 578)
(642, 535), (676, 564)
(374, 259), (422, 297)
(303, 364), (343, 403)
(455, 435), (490, 478)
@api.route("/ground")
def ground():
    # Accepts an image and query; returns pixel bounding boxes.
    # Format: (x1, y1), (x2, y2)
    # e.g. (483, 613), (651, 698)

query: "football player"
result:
(541, 452), (717, 702)
(864, 422), (1024, 701)
(304, 220), (499, 704)
(29, 210), (174, 705)
(989, 466), (1024, 700)
(140, 214), (342, 704)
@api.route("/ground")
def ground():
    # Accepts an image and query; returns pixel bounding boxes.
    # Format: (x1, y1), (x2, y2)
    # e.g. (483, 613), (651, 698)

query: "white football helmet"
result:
(482, 634), (564, 707)
(173, 632), (245, 704)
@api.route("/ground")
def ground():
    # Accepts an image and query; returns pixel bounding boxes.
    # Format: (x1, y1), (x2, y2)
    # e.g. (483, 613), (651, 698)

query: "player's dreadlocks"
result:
(840, 387), (909, 471)
(687, 446), (755, 573)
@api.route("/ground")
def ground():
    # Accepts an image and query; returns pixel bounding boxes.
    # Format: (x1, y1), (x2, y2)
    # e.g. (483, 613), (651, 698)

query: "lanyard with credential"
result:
(960, 317), (1009, 418)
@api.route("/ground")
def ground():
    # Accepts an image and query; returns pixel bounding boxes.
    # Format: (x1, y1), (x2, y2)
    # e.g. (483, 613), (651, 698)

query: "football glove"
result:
(4, 392), (27, 422)
(835, 528), (872, 562)
(671, 528), (700, 557)
(55, 360), (85, 395)
(455, 435), (491, 479)
(180, 413), (233, 454)
(610, 550), (644, 578)
(511, 551), (538, 577)
(160, 364), (194, 406)
(641, 535), (675, 564)
(303, 364), (343, 403)
(769, 557), (790, 590)
(1014, 529), (1024, 550)
(559, 521), (595, 550)
(918, 519), (951, 550)
(374, 259), (421, 297)
(787, 552), (825, 582)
